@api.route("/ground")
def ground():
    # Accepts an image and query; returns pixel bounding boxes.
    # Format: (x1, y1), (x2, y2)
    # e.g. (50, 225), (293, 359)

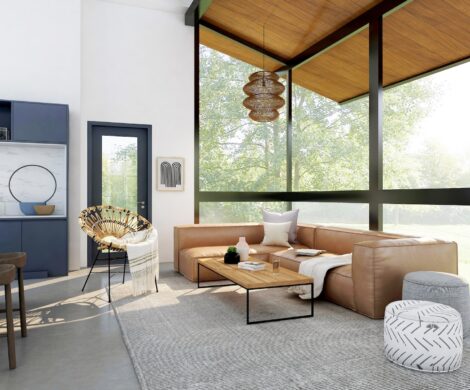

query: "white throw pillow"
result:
(261, 222), (292, 247)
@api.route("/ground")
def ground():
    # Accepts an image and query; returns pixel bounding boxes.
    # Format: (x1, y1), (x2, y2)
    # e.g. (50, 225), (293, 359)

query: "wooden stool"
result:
(0, 264), (17, 369)
(0, 253), (27, 337)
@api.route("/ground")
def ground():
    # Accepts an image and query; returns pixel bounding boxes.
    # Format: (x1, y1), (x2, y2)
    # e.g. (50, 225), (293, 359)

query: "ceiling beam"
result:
(278, 0), (412, 71)
(338, 54), (470, 105)
(199, 20), (288, 64)
(186, 0), (213, 26)
(185, 0), (198, 26)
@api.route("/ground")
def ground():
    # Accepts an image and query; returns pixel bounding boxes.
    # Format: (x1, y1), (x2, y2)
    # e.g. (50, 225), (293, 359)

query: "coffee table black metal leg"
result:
(246, 289), (250, 324)
(246, 283), (314, 325)
(196, 262), (236, 289)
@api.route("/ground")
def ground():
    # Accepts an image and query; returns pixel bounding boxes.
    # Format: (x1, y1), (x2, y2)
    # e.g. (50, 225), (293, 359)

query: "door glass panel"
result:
(102, 136), (138, 212)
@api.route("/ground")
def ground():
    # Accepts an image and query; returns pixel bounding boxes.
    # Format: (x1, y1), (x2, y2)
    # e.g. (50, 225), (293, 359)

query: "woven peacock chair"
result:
(78, 205), (156, 302)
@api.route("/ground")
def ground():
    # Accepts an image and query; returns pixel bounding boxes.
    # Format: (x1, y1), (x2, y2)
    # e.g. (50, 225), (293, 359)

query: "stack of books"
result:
(238, 261), (266, 271)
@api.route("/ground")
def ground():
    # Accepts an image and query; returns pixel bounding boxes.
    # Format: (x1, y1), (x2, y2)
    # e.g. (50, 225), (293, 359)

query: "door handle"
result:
(137, 201), (146, 210)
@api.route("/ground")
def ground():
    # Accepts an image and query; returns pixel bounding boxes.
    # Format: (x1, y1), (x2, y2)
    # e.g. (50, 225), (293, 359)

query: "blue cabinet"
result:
(0, 221), (22, 252)
(0, 98), (69, 278)
(12, 102), (68, 143)
(22, 220), (67, 277)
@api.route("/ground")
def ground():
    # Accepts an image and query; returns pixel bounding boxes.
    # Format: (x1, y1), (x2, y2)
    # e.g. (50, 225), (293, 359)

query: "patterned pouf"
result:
(403, 271), (470, 338)
(384, 300), (463, 373)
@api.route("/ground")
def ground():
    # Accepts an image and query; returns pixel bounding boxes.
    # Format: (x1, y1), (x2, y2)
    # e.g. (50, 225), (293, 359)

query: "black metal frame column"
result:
(194, 6), (201, 223)
(286, 69), (293, 210)
(369, 17), (384, 231)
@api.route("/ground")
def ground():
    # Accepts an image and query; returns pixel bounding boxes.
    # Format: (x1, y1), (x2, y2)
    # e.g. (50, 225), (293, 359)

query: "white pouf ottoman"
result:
(384, 300), (463, 373)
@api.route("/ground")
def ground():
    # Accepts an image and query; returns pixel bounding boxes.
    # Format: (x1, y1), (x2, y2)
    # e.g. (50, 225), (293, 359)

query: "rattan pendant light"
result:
(243, 25), (285, 122)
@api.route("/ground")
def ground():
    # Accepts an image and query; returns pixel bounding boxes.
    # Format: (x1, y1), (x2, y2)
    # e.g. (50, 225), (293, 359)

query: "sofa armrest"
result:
(173, 223), (264, 271)
(352, 238), (458, 319)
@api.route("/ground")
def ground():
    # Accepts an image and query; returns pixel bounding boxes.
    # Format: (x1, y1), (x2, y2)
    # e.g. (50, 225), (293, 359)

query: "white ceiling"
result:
(99, 0), (193, 14)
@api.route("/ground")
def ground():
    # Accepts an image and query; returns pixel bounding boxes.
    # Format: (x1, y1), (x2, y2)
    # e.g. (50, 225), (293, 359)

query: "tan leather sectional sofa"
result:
(174, 223), (458, 319)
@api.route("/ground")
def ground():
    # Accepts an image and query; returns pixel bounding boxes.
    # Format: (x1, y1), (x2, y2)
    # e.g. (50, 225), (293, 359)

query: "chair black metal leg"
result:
(155, 276), (159, 293)
(82, 250), (100, 292)
(122, 253), (127, 284)
(107, 250), (111, 303)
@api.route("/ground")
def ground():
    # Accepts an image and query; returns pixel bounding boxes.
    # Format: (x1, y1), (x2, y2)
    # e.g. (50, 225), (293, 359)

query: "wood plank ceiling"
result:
(200, 0), (470, 103)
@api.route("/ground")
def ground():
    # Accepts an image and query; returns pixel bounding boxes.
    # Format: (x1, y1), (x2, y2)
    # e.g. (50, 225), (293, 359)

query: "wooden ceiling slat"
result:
(200, 0), (470, 102)
(199, 26), (283, 72)
(202, 0), (382, 59)
(382, 0), (470, 87)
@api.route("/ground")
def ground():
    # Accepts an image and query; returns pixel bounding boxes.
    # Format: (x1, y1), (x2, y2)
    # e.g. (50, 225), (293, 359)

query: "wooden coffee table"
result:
(197, 258), (314, 324)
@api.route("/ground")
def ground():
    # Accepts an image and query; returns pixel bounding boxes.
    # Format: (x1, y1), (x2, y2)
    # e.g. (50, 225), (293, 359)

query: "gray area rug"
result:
(111, 266), (470, 390)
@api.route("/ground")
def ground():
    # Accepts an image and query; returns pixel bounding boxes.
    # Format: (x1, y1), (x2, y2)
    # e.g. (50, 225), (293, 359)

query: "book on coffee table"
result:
(238, 261), (266, 271)
(295, 249), (326, 257)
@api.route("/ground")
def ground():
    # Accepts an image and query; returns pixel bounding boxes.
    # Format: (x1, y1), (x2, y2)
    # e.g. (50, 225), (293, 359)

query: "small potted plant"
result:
(224, 246), (240, 264)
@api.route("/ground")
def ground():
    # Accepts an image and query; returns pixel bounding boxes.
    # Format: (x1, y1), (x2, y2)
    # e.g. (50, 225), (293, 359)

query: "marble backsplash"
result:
(0, 142), (67, 217)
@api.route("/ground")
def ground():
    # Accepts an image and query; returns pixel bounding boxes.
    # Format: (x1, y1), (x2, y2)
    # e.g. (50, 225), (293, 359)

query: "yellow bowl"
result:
(33, 205), (55, 215)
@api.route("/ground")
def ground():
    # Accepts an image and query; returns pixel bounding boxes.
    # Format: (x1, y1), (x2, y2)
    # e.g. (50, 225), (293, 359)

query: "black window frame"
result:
(192, 3), (470, 227)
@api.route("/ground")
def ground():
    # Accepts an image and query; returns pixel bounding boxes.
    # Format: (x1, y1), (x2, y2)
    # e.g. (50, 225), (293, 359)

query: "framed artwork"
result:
(157, 157), (184, 191)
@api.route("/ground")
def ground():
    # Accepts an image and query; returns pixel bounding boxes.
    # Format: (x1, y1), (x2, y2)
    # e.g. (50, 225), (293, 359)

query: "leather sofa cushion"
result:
(179, 243), (309, 282)
(271, 249), (337, 272)
(314, 226), (403, 254)
(296, 224), (316, 248)
(323, 264), (355, 311)
(271, 249), (355, 311)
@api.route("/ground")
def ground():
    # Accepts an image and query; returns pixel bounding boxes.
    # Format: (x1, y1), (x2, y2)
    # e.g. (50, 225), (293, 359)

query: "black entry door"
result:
(88, 122), (152, 264)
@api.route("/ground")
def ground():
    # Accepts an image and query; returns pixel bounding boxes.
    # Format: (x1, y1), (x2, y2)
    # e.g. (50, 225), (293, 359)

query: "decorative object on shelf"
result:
(157, 157), (184, 191)
(33, 205), (55, 215)
(224, 246), (240, 264)
(242, 24), (285, 122)
(8, 164), (57, 216)
(0, 127), (9, 141)
(236, 236), (250, 261)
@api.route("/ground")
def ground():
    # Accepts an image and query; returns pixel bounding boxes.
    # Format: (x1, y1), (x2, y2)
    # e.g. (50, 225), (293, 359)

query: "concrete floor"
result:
(0, 263), (156, 390)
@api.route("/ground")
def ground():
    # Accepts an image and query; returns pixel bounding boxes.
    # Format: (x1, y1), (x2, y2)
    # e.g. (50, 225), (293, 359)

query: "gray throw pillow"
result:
(262, 209), (299, 243)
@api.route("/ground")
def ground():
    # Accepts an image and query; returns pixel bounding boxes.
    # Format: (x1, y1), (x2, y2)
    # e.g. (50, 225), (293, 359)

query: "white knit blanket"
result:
(102, 228), (159, 296)
(288, 253), (352, 299)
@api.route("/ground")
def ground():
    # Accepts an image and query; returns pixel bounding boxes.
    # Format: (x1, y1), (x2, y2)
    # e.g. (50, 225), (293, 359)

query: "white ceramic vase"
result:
(236, 237), (250, 261)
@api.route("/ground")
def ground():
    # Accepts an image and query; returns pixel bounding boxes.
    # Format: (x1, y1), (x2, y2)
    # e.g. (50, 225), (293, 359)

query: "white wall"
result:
(0, 0), (194, 268)
(0, 0), (83, 270)
(81, 0), (194, 265)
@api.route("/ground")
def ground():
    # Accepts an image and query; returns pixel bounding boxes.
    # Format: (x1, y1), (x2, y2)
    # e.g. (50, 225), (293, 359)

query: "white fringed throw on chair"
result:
(126, 228), (159, 296)
(102, 228), (159, 296)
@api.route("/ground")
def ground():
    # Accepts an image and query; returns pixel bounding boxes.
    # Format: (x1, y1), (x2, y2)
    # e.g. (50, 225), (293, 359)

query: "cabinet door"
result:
(12, 102), (68, 143)
(22, 220), (67, 276)
(0, 221), (22, 252)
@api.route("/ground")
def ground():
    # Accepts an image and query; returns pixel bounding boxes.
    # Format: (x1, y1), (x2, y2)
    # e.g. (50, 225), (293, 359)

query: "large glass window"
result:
(200, 202), (288, 223)
(197, 4), (470, 253)
(199, 45), (286, 192)
(383, 62), (470, 189)
(292, 88), (369, 191)
(384, 205), (470, 280)
(293, 202), (369, 230)
(292, 27), (369, 191)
